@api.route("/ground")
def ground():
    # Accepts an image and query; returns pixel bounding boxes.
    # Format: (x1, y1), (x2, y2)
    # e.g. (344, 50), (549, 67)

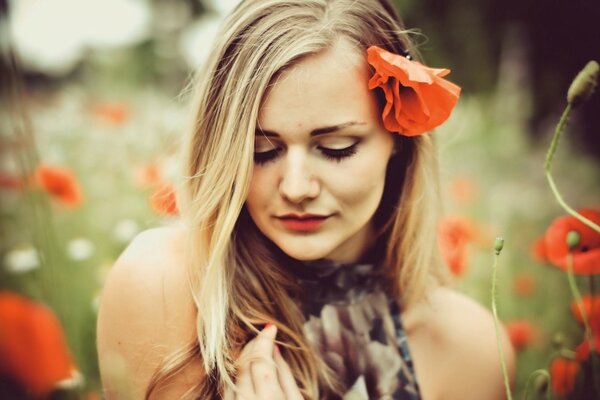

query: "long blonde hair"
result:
(146, 0), (446, 398)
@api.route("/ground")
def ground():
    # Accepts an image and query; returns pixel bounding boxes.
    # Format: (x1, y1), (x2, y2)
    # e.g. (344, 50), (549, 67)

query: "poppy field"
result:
(1, 1), (600, 399)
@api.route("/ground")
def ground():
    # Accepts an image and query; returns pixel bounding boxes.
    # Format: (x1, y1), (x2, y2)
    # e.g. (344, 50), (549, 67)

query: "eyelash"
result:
(253, 143), (359, 165)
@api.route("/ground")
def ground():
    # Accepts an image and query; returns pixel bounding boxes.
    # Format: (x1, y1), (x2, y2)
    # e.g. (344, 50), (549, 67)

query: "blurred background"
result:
(1, 0), (599, 398)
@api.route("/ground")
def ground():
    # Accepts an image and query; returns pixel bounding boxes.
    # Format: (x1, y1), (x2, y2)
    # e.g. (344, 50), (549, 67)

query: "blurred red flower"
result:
(90, 102), (130, 126)
(549, 357), (580, 396)
(35, 165), (83, 208)
(150, 183), (178, 216)
(438, 216), (475, 276)
(0, 291), (75, 396)
(543, 209), (600, 275)
(570, 295), (600, 361)
(505, 319), (537, 351)
(530, 236), (549, 263)
(0, 172), (23, 190)
(133, 163), (162, 188)
(449, 177), (476, 203)
(512, 272), (537, 298)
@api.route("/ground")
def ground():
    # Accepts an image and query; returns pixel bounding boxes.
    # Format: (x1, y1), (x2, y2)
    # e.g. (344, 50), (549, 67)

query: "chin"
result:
(277, 243), (331, 262)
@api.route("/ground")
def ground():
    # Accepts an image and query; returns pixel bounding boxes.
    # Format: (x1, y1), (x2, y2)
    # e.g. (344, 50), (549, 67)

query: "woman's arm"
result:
(97, 226), (203, 399)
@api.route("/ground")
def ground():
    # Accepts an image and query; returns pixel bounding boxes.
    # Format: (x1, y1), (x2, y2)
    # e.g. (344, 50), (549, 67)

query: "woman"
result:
(97, 0), (515, 398)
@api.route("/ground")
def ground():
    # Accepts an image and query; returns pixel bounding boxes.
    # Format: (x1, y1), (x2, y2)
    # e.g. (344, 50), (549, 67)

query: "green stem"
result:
(491, 253), (513, 400)
(544, 103), (600, 233)
(590, 277), (600, 396)
(566, 253), (592, 344)
(523, 369), (552, 400)
(545, 172), (600, 233)
(544, 104), (572, 170)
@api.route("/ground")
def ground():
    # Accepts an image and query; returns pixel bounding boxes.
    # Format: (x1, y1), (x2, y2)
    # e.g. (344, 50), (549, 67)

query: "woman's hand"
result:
(224, 324), (303, 400)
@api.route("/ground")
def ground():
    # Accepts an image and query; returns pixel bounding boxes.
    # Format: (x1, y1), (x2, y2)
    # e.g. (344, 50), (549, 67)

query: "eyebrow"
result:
(256, 121), (366, 137)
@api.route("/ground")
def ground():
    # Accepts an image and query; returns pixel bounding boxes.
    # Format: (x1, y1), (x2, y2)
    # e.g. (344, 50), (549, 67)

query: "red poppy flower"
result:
(35, 165), (83, 208)
(149, 183), (178, 216)
(449, 177), (476, 203)
(0, 291), (75, 396)
(543, 209), (600, 275)
(133, 163), (162, 188)
(366, 46), (461, 136)
(571, 295), (600, 361)
(512, 272), (537, 298)
(549, 357), (580, 396)
(90, 102), (130, 126)
(505, 319), (537, 351)
(437, 216), (474, 276)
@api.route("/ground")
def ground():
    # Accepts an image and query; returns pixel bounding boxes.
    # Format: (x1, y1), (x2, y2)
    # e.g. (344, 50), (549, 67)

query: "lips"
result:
(276, 213), (330, 232)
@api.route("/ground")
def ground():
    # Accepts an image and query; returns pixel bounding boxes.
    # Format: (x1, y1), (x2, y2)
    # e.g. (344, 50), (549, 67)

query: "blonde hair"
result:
(146, 0), (446, 398)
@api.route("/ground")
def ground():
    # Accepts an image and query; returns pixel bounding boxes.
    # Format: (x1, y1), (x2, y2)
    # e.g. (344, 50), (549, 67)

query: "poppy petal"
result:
(367, 45), (461, 136)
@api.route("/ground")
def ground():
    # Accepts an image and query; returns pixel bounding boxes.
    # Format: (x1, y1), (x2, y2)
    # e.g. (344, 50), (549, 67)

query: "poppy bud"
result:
(533, 373), (550, 394)
(551, 332), (567, 350)
(494, 237), (504, 255)
(566, 230), (580, 250)
(567, 60), (599, 107)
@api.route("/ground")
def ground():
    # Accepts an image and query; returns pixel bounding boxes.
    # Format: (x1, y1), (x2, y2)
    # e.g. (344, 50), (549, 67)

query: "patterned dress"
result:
(289, 258), (421, 400)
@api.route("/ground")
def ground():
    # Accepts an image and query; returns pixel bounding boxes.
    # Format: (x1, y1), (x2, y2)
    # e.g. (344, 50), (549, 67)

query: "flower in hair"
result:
(366, 45), (461, 136)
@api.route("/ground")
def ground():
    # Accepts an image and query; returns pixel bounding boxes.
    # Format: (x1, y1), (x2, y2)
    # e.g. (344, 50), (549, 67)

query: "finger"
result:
(235, 338), (257, 396)
(249, 324), (285, 398)
(274, 346), (304, 400)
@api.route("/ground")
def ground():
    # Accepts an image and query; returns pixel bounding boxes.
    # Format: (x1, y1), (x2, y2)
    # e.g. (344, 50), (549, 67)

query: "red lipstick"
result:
(277, 214), (329, 232)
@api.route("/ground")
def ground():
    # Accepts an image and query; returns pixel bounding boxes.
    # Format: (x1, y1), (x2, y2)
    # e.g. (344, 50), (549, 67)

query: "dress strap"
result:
(389, 300), (422, 400)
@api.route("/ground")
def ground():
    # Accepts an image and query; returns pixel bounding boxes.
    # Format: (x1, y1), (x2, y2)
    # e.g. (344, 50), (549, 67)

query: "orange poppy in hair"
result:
(0, 291), (75, 396)
(543, 209), (600, 275)
(149, 182), (178, 216)
(35, 164), (83, 208)
(571, 295), (600, 361)
(437, 216), (474, 276)
(366, 46), (461, 136)
(549, 357), (580, 396)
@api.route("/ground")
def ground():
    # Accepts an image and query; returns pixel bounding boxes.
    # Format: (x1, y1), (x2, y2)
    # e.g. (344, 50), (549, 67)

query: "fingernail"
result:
(261, 322), (277, 338)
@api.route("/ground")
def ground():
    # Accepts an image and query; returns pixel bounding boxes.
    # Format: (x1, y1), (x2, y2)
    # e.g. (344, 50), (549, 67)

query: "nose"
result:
(278, 149), (320, 204)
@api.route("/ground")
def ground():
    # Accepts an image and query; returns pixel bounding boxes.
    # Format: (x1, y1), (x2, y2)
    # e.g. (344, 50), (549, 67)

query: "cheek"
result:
(327, 152), (390, 208)
(246, 167), (277, 213)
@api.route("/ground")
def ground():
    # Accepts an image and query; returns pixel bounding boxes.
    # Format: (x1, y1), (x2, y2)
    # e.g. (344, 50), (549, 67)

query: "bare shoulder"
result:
(97, 224), (202, 399)
(403, 287), (515, 400)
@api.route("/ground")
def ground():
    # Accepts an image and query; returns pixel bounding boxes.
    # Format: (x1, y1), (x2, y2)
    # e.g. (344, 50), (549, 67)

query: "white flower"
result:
(179, 14), (224, 70)
(4, 245), (40, 273)
(113, 219), (140, 243)
(66, 238), (94, 261)
(10, 0), (151, 75)
(203, 0), (242, 15)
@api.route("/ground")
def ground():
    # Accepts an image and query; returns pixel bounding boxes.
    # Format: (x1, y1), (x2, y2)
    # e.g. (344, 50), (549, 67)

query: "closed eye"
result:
(253, 141), (360, 165)
(254, 147), (282, 165)
(318, 142), (359, 162)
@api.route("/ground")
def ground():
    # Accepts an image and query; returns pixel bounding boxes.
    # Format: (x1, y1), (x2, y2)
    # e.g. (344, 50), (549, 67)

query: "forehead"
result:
(257, 40), (380, 137)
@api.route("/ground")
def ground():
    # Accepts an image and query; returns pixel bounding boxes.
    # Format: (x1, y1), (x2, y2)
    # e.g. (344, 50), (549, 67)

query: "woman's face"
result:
(245, 40), (395, 263)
